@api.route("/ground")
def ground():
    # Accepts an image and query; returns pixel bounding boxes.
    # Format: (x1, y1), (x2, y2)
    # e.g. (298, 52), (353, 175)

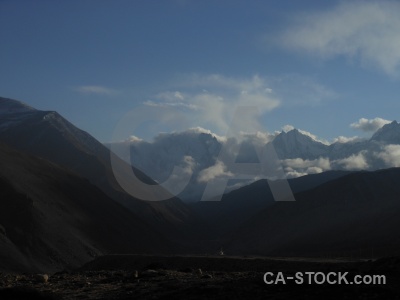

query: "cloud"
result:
(185, 127), (227, 142)
(75, 85), (119, 96)
(143, 74), (280, 135)
(270, 74), (336, 106)
(335, 151), (369, 170)
(114, 124), (400, 202)
(297, 129), (330, 145)
(282, 157), (331, 176)
(239, 131), (273, 145)
(376, 144), (400, 167)
(156, 91), (185, 101)
(144, 91), (194, 108)
(282, 125), (295, 132)
(158, 155), (196, 194)
(332, 136), (362, 144)
(283, 151), (370, 175)
(128, 135), (144, 143)
(280, 1), (400, 75)
(350, 117), (391, 132)
(143, 100), (198, 110)
(139, 73), (335, 138)
(285, 170), (308, 178)
(197, 160), (233, 183)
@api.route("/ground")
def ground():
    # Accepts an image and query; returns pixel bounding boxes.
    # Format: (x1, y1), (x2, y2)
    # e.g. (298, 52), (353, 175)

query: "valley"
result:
(1, 97), (400, 298)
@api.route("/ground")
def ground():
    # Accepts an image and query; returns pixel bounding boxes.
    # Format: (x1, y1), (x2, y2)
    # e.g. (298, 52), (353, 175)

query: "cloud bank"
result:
(144, 74), (280, 135)
(376, 144), (400, 167)
(350, 117), (391, 132)
(280, 1), (400, 75)
(110, 116), (399, 201)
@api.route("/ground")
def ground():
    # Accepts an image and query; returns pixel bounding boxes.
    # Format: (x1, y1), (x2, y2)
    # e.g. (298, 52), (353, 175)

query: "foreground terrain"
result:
(0, 255), (399, 299)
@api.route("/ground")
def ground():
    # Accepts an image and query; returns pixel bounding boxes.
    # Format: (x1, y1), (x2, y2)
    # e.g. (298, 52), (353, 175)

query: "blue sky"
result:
(1, 0), (400, 142)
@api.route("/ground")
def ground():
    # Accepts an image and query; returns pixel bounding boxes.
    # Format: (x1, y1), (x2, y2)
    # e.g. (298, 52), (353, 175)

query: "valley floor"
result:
(0, 255), (399, 299)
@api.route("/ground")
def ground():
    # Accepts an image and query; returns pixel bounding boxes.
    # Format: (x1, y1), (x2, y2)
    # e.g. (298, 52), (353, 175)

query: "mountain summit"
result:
(0, 97), (195, 239)
(0, 97), (35, 114)
(272, 129), (329, 159)
(370, 120), (400, 144)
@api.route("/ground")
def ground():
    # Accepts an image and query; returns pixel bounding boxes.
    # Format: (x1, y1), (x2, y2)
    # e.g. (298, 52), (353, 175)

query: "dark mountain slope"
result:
(0, 97), (194, 238)
(191, 170), (351, 237)
(226, 168), (400, 258)
(0, 143), (171, 273)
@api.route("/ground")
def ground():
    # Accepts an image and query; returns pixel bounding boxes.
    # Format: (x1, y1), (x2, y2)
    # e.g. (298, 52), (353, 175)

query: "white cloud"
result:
(143, 100), (198, 110)
(335, 151), (369, 170)
(282, 151), (371, 174)
(282, 157), (331, 173)
(282, 124), (295, 132)
(280, 1), (400, 75)
(271, 74), (336, 106)
(239, 131), (273, 145)
(159, 155), (196, 194)
(350, 117), (391, 132)
(144, 74), (280, 135)
(128, 135), (143, 143)
(306, 166), (324, 174)
(332, 136), (362, 144)
(376, 144), (400, 167)
(286, 170), (308, 178)
(197, 160), (233, 183)
(184, 73), (267, 92)
(298, 129), (330, 145)
(75, 85), (119, 96)
(180, 127), (227, 142)
(155, 91), (185, 101)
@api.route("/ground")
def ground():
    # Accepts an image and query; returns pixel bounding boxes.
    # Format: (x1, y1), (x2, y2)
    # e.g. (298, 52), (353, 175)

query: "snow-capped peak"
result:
(370, 120), (400, 143)
(272, 129), (330, 159)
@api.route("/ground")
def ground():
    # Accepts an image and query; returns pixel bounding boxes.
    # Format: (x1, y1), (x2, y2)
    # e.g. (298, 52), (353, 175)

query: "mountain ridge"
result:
(225, 167), (400, 257)
(112, 120), (400, 202)
(0, 97), (196, 240)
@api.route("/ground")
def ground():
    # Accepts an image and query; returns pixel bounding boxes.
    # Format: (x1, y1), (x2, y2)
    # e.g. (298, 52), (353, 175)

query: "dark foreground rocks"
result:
(0, 255), (399, 299)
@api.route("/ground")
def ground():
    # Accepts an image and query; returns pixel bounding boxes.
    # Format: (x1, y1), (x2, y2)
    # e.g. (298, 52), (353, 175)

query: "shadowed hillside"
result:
(0, 143), (172, 272)
(226, 168), (400, 258)
(0, 97), (196, 240)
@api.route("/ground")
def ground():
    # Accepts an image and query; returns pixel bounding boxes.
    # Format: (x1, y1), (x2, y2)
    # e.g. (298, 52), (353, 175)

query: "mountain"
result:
(370, 120), (400, 144)
(108, 128), (224, 203)
(226, 168), (400, 258)
(0, 97), (194, 239)
(115, 121), (400, 203)
(0, 143), (171, 273)
(191, 170), (351, 238)
(272, 129), (329, 159)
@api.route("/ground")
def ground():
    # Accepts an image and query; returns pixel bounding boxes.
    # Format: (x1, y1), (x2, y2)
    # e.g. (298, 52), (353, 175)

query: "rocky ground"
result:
(0, 255), (399, 299)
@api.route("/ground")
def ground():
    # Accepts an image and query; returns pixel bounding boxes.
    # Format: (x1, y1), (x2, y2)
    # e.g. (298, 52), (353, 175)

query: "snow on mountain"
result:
(272, 129), (329, 159)
(109, 121), (400, 202)
(370, 120), (400, 144)
(126, 129), (224, 202)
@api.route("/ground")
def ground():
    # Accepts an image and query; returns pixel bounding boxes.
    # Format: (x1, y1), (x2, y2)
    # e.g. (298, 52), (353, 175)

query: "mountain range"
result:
(225, 167), (400, 258)
(0, 97), (198, 271)
(1, 96), (400, 272)
(109, 119), (400, 202)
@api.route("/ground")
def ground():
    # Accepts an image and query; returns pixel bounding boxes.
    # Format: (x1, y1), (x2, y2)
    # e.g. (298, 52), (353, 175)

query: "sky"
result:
(1, 0), (400, 143)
